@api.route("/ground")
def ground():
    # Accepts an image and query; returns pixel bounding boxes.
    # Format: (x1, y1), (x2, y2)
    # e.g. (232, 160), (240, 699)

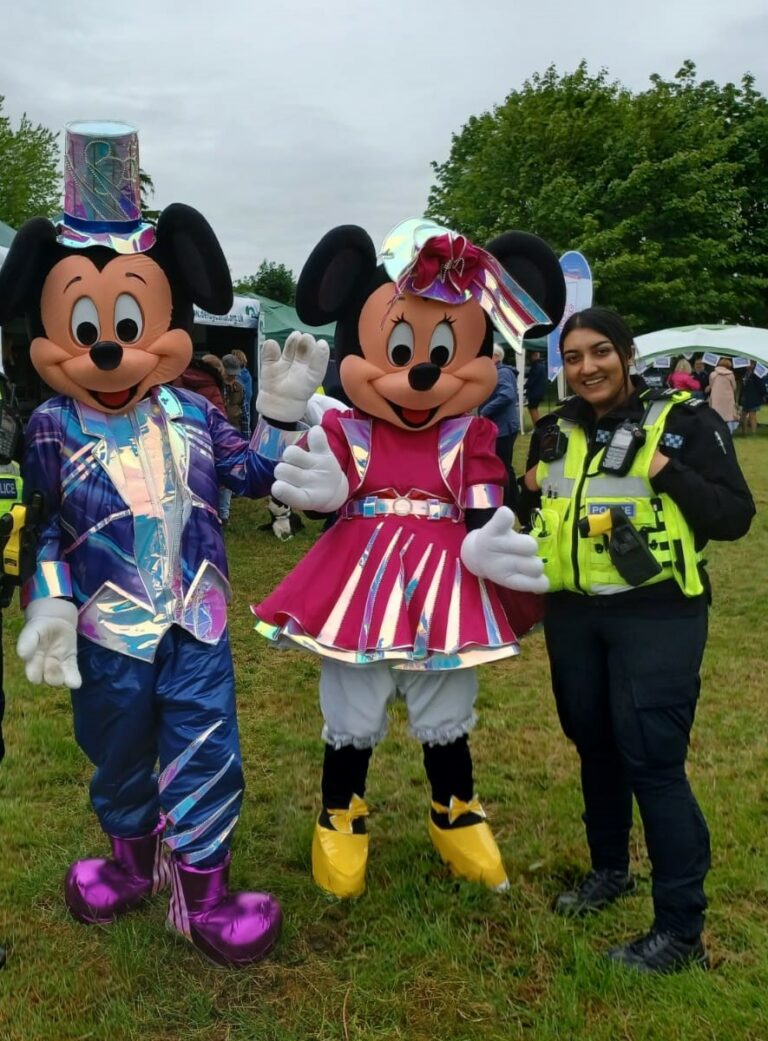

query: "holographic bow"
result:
(379, 218), (551, 351)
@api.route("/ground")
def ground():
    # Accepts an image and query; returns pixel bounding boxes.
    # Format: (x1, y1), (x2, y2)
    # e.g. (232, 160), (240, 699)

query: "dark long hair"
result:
(560, 307), (635, 388)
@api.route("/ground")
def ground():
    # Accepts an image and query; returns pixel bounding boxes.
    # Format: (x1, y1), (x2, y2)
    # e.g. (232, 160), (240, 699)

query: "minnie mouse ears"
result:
(295, 225), (377, 326)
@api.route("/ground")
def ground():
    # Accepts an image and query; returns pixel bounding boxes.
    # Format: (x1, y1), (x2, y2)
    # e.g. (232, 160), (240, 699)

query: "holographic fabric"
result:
(254, 410), (520, 670)
(23, 385), (277, 662)
(59, 121), (156, 252)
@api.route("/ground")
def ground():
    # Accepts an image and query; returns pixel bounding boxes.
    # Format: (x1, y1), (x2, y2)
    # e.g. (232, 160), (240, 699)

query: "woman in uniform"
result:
(520, 307), (754, 974)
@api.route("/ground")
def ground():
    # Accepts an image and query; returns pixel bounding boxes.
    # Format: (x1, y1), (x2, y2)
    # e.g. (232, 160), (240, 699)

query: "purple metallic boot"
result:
(167, 854), (282, 967)
(65, 818), (169, 924)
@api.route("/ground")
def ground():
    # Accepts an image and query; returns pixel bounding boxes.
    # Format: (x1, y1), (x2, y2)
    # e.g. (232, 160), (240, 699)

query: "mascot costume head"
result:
(0, 121), (326, 967)
(254, 218), (564, 900)
(0, 120), (232, 413)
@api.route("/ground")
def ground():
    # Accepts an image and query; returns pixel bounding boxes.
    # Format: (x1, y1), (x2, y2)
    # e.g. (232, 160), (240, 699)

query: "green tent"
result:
(243, 293), (336, 350)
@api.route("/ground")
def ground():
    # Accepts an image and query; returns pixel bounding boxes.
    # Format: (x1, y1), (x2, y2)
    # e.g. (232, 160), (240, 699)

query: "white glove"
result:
(461, 506), (549, 593)
(17, 598), (82, 688)
(272, 426), (349, 513)
(256, 332), (330, 423)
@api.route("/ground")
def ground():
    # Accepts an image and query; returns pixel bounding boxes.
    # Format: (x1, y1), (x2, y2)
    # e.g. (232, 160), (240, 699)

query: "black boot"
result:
(606, 929), (709, 974)
(554, 869), (636, 916)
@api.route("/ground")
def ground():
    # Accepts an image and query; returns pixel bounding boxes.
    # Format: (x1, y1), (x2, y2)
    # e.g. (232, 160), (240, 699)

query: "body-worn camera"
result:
(539, 424), (568, 462)
(599, 420), (646, 476)
(0, 399), (21, 467)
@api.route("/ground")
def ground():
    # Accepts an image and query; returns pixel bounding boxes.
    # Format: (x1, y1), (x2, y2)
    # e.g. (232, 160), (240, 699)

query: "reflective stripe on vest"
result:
(533, 394), (703, 597)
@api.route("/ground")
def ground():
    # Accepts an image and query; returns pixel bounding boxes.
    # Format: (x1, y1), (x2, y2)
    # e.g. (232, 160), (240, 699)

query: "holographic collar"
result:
(379, 218), (550, 350)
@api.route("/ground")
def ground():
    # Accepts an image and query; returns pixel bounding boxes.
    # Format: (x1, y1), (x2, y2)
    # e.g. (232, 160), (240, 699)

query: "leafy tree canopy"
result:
(427, 61), (768, 332)
(234, 260), (296, 306)
(0, 97), (60, 229)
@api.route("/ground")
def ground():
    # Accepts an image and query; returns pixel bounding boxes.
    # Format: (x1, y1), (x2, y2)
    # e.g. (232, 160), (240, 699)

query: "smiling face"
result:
(341, 282), (496, 430)
(561, 325), (632, 417)
(31, 252), (192, 412)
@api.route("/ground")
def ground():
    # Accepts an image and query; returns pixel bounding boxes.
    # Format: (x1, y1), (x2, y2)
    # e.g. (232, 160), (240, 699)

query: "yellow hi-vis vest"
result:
(531, 393), (704, 597)
(0, 464), (22, 520)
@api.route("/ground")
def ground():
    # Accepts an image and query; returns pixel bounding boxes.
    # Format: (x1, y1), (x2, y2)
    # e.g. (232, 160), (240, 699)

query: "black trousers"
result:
(544, 591), (710, 938)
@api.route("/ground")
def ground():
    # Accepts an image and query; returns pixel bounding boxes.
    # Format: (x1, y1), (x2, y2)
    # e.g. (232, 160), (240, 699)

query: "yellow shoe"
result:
(428, 796), (509, 892)
(311, 795), (370, 900)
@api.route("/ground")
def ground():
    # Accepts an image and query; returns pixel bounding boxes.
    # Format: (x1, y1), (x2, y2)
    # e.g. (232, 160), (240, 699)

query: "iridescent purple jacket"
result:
(21, 385), (295, 662)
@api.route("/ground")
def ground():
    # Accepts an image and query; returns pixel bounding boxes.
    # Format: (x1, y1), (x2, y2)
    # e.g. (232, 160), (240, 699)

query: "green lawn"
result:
(1, 432), (766, 1041)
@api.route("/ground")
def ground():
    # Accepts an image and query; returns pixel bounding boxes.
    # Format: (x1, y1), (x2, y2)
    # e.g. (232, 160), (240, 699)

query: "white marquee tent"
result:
(634, 325), (768, 367)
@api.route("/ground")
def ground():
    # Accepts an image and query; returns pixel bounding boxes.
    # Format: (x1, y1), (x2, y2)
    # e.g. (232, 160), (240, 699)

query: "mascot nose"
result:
(89, 341), (124, 371)
(408, 363), (441, 392)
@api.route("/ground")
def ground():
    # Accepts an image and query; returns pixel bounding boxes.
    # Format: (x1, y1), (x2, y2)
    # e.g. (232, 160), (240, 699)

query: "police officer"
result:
(520, 307), (755, 974)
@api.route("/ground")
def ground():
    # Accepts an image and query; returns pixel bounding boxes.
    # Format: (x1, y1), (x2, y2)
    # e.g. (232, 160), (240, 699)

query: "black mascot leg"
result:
(320, 744), (372, 831)
(422, 735), (483, 826)
(312, 744), (373, 899)
(423, 735), (509, 890)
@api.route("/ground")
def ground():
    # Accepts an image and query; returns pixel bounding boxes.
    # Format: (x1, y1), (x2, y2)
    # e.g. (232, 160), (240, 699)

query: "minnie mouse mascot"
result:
(254, 219), (564, 899)
(0, 121), (327, 966)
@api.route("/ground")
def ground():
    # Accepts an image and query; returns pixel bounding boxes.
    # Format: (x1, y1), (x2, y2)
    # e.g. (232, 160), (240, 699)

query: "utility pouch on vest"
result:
(603, 508), (662, 587)
(530, 507), (563, 590)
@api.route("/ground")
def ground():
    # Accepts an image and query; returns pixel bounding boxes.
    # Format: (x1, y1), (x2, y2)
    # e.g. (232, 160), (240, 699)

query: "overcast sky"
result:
(3, 0), (766, 281)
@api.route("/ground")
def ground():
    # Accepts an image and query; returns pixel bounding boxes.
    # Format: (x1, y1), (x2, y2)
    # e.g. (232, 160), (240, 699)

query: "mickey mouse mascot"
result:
(0, 121), (327, 966)
(254, 219), (564, 899)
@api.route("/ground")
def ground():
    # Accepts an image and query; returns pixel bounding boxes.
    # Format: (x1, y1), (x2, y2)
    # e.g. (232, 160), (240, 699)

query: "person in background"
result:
(667, 359), (700, 393)
(172, 352), (226, 415)
(479, 343), (520, 507)
(520, 307), (754, 975)
(524, 349), (547, 425)
(691, 359), (709, 397)
(707, 357), (740, 434)
(219, 354), (245, 524)
(231, 349), (253, 437)
(739, 361), (766, 435)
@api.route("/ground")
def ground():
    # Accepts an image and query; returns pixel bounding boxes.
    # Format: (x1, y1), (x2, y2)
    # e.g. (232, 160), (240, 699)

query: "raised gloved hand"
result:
(16, 598), (82, 688)
(256, 332), (330, 423)
(461, 506), (549, 593)
(272, 426), (349, 513)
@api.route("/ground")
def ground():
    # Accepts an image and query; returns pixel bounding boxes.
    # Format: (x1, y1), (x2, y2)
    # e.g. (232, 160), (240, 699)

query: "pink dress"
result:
(254, 410), (525, 670)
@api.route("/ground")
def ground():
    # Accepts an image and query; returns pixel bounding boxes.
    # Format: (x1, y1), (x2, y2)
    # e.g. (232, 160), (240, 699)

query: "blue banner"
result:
(547, 251), (593, 381)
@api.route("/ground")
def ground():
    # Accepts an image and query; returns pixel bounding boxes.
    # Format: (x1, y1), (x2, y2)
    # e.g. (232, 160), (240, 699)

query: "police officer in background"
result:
(519, 307), (754, 974)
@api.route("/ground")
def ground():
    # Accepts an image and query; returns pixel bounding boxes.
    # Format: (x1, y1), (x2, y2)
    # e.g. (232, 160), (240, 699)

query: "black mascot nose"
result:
(89, 341), (124, 371)
(408, 363), (441, 392)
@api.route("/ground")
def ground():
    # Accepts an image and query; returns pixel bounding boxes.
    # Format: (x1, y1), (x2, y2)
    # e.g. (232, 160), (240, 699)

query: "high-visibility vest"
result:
(531, 392), (704, 597)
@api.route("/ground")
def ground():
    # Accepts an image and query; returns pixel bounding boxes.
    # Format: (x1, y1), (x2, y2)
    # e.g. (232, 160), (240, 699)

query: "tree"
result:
(427, 63), (768, 332)
(233, 260), (296, 305)
(0, 97), (61, 228)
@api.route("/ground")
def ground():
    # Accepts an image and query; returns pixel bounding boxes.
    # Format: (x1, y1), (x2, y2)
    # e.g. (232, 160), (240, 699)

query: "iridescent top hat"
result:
(57, 120), (156, 253)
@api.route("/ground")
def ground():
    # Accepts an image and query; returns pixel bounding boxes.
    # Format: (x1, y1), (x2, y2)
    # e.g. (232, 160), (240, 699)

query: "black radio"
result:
(599, 421), (646, 476)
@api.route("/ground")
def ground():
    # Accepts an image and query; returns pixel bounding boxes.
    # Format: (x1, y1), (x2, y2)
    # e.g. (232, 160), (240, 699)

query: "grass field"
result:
(1, 431), (766, 1041)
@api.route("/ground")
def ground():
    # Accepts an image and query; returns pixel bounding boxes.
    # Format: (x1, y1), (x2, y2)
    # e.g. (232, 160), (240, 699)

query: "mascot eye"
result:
(114, 294), (144, 343)
(429, 320), (456, 367)
(387, 320), (415, 367)
(71, 297), (100, 347)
